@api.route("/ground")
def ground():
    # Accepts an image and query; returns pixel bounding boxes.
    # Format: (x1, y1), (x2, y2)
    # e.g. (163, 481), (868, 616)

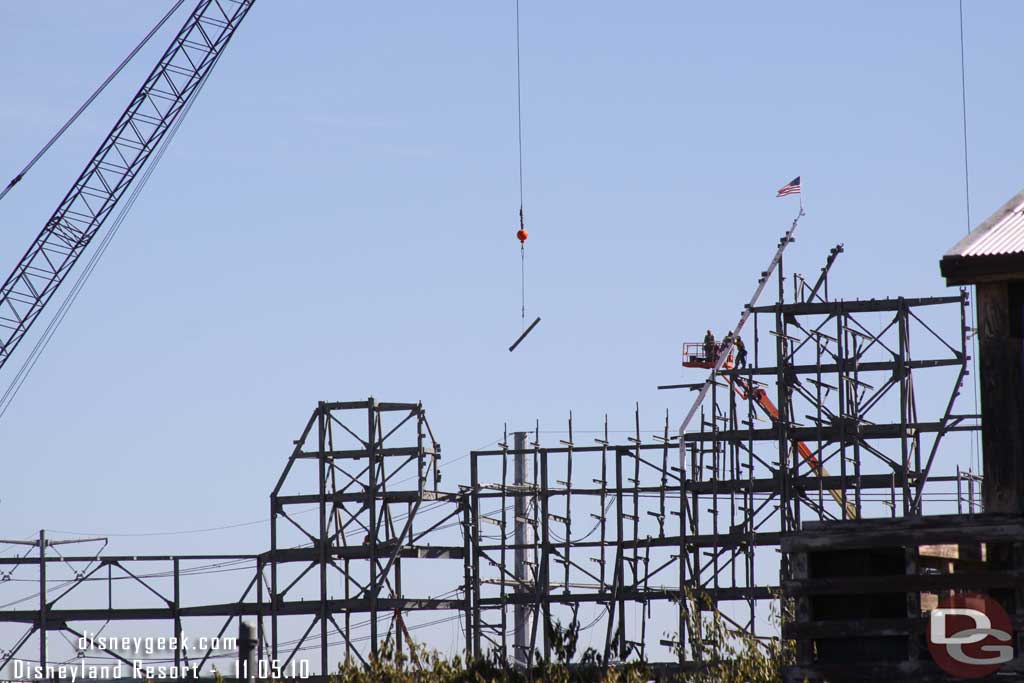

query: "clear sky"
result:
(0, 0), (1019, 664)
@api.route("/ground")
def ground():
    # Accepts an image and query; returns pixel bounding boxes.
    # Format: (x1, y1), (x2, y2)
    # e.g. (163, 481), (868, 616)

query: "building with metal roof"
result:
(940, 186), (1024, 517)
(941, 188), (1024, 285)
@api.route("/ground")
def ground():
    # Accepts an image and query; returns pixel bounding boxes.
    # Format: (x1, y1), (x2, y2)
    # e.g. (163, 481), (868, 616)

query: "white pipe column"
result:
(513, 431), (534, 667)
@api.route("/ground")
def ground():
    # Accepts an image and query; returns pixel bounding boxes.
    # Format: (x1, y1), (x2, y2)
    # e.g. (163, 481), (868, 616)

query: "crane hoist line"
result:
(0, 0), (255, 375)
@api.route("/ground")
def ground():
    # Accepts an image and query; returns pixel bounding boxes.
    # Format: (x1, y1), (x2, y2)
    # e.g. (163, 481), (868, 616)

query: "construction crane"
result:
(0, 0), (255, 376)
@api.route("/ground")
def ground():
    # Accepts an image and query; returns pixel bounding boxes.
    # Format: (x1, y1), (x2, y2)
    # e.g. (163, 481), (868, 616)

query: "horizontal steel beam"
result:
(266, 545), (463, 562)
(750, 295), (962, 315)
(0, 597), (467, 624)
(479, 585), (776, 606)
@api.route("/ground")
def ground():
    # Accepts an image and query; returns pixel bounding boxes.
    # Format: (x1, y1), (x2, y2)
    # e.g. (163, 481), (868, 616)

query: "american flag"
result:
(776, 176), (801, 197)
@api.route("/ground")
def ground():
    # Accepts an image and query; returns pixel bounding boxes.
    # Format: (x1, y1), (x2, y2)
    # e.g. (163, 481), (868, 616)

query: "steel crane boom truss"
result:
(0, 0), (254, 371)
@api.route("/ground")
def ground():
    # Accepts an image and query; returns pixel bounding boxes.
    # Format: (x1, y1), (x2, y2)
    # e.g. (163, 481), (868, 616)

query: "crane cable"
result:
(0, 50), (219, 421)
(515, 0), (527, 329)
(0, 0), (188, 204)
(958, 0), (981, 479)
(508, 0), (540, 353)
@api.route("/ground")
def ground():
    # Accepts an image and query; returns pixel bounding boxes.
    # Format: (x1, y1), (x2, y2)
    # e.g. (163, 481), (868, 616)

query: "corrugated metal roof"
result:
(945, 189), (1024, 258)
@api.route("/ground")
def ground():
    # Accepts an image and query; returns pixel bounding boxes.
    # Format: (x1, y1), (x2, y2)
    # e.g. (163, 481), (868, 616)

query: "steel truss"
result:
(466, 264), (980, 670)
(0, 0), (255, 372)
(0, 259), (982, 677)
(267, 399), (464, 671)
(0, 399), (467, 679)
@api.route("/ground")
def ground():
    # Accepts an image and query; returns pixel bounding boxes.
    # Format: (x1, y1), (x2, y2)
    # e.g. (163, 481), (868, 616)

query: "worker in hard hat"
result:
(735, 335), (748, 368)
(703, 330), (716, 364)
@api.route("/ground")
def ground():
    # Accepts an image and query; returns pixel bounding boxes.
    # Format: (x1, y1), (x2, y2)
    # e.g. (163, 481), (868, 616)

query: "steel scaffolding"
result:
(0, 252), (981, 677)
(465, 254), (979, 669)
(0, 399), (467, 679)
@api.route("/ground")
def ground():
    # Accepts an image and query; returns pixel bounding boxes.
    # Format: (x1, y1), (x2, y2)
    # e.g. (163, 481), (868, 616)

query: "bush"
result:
(677, 589), (796, 683)
(327, 595), (794, 682)
(331, 620), (647, 683)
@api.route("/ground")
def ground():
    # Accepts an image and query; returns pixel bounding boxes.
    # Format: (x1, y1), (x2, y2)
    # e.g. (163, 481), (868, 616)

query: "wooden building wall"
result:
(976, 282), (1024, 513)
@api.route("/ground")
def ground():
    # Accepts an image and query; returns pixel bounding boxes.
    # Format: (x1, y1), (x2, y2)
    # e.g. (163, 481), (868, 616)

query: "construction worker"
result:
(703, 329), (715, 363)
(719, 332), (731, 362)
(735, 335), (748, 368)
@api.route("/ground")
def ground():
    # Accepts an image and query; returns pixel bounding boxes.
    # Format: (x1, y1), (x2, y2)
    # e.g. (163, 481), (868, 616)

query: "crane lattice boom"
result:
(0, 0), (254, 372)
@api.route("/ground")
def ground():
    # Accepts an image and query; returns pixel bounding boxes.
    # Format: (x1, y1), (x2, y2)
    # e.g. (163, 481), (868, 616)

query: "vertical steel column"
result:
(417, 407), (425, 499)
(470, 452), (482, 658)
(255, 558), (263, 663)
(814, 335), (825, 517)
(615, 448), (627, 658)
(836, 307), (848, 519)
(396, 554), (404, 659)
(513, 431), (532, 665)
(317, 403), (329, 674)
(367, 399), (379, 656)
(746, 358), (756, 633)
(728, 386), (738, 589)
(602, 448), (625, 667)
(598, 417), (608, 589)
(710, 380), (721, 594)
(631, 407), (641, 600)
(173, 558), (181, 669)
(462, 501), (474, 660)
(775, 265), (792, 537)
(659, 411), (669, 539)
(499, 431), (509, 664)
(38, 530), (45, 670)
(754, 311), (760, 367)
(343, 558), (350, 663)
(539, 449), (552, 661)
(897, 300), (911, 514)
(689, 429), (700, 609)
(270, 500), (279, 660)
(563, 415), (573, 596)
(677, 431), (687, 669)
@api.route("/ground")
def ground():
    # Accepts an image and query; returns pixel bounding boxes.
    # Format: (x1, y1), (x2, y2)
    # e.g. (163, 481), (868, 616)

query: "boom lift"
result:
(675, 208), (857, 520)
(726, 374), (858, 520)
(679, 342), (857, 519)
(681, 342), (733, 370)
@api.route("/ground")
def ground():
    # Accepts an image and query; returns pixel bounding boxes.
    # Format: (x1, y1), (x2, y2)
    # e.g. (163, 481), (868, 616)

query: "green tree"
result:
(677, 589), (796, 683)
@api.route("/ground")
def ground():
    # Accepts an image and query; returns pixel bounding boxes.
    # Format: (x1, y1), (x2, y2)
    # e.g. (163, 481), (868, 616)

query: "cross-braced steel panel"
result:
(467, 267), (980, 671)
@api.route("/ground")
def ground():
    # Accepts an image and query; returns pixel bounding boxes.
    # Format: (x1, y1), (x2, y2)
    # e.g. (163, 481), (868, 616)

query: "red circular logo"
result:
(927, 592), (1013, 679)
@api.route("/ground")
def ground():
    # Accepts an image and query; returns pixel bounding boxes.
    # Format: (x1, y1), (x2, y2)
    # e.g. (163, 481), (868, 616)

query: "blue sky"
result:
(0, 0), (1019, 662)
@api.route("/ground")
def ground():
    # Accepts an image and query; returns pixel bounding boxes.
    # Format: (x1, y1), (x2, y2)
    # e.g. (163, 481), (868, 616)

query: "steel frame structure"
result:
(464, 253), (980, 670)
(0, 399), (467, 680)
(0, 252), (982, 678)
(266, 399), (465, 671)
(0, 0), (989, 677)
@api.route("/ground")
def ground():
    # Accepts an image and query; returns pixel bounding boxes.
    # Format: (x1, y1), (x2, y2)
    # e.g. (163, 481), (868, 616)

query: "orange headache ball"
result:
(517, 228), (529, 243)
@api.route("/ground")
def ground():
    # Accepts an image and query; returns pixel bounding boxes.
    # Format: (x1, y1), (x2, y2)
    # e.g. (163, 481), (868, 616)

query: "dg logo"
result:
(927, 592), (1013, 679)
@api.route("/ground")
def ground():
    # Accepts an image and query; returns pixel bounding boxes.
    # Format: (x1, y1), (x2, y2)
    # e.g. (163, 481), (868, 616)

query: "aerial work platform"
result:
(681, 342), (734, 369)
